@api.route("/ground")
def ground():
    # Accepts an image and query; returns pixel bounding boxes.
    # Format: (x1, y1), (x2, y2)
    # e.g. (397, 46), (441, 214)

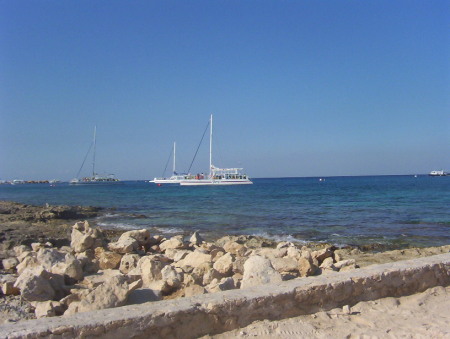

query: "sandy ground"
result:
(203, 285), (450, 339)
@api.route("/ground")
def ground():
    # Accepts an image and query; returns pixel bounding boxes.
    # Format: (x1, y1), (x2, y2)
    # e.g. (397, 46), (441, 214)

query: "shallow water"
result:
(1, 176), (449, 248)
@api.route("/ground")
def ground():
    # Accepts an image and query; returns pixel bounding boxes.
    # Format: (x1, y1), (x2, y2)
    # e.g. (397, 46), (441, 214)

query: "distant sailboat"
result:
(70, 126), (120, 185)
(151, 142), (186, 184)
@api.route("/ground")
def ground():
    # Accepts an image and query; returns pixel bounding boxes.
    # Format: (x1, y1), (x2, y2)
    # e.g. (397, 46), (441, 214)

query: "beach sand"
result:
(204, 285), (450, 339)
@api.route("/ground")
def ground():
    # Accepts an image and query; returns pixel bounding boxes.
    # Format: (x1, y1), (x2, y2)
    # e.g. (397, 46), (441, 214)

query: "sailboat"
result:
(179, 114), (252, 186)
(151, 142), (186, 184)
(70, 126), (120, 185)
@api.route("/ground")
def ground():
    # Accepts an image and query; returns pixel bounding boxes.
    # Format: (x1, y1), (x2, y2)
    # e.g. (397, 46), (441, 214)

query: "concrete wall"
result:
(1, 252), (449, 339)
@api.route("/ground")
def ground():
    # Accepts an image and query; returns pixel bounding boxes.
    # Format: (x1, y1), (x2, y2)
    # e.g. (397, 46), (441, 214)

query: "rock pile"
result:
(0, 221), (357, 320)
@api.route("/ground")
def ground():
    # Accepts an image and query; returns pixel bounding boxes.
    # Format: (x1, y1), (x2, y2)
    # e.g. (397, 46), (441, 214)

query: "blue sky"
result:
(1, 0), (449, 180)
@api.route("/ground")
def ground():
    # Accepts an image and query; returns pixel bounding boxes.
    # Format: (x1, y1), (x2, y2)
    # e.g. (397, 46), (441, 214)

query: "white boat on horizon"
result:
(152, 114), (252, 186)
(70, 126), (121, 185)
(429, 170), (448, 176)
(179, 114), (252, 186)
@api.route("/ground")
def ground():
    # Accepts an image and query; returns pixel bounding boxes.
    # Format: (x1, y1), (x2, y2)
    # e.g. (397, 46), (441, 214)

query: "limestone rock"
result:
(2, 281), (20, 295)
(183, 284), (206, 297)
(202, 268), (223, 286)
(108, 237), (138, 254)
(16, 255), (39, 275)
(65, 275), (129, 315)
(286, 247), (302, 260)
(223, 241), (247, 257)
(189, 231), (204, 246)
(70, 221), (102, 253)
(311, 247), (334, 264)
(213, 252), (235, 276)
(31, 243), (44, 252)
(335, 259), (356, 270)
(81, 269), (123, 289)
(34, 301), (63, 318)
(206, 277), (235, 293)
(159, 236), (185, 252)
(241, 255), (282, 289)
(139, 256), (166, 287)
(121, 229), (152, 247)
(320, 257), (337, 271)
(52, 253), (84, 282)
(126, 287), (161, 305)
(13, 245), (31, 257)
(175, 250), (212, 268)
(2, 257), (19, 270)
(95, 247), (122, 270)
(298, 257), (317, 277)
(14, 267), (56, 302)
(119, 253), (141, 274)
(160, 265), (182, 292)
(270, 257), (299, 274)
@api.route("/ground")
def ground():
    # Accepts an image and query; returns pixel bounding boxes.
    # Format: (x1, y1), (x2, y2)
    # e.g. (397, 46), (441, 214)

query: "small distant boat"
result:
(70, 126), (120, 185)
(429, 170), (448, 177)
(151, 142), (187, 184)
(11, 180), (25, 185)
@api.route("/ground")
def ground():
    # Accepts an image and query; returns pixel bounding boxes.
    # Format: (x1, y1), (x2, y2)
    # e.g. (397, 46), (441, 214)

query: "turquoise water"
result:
(1, 176), (449, 248)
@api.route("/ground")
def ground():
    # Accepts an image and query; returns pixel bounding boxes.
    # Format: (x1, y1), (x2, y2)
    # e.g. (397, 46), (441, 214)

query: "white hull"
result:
(70, 180), (121, 185)
(180, 179), (253, 186)
(151, 179), (184, 184)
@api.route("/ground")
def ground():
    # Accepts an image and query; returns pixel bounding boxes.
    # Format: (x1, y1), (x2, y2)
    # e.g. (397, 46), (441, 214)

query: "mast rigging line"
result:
(75, 141), (94, 179)
(161, 145), (174, 178)
(186, 120), (210, 174)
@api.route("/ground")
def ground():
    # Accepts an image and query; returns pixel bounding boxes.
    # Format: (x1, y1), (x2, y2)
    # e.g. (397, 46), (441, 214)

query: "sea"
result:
(1, 176), (449, 249)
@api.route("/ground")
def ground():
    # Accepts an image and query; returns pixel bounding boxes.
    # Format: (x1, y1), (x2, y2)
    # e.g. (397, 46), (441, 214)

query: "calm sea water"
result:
(1, 176), (449, 248)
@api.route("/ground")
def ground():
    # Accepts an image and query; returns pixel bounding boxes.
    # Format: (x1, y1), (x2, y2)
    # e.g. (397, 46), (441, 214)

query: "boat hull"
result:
(180, 179), (253, 186)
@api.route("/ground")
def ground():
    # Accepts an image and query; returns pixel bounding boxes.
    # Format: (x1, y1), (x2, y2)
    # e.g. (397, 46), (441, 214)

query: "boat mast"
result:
(173, 141), (176, 175)
(209, 114), (213, 178)
(92, 125), (97, 177)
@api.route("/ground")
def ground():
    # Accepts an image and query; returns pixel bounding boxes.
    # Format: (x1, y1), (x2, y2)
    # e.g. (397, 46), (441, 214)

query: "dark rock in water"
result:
(0, 201), (102, 223)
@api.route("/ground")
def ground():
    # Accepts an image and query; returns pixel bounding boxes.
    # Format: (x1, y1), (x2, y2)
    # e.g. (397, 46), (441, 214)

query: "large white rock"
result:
(175, 251), (212, 268)
(95, 247), (123, 270)
(33, 301), (63, 318)
(2, 257), (19, 270)
(108, 237), (138, 254)
(139, 256), (166, 287)
(65, 275), (129, 315)
(223, 242), (247, 257)
(298, 257), (317, 277)
(119, 253), (141, 274)
(206, 277), (235, 293)
(159, 236), (185, 252)
(70, 221), (102, 253)
(241, 255), (282, 289)
(189, 231), (204, 246)
(16, 255), (39, 275)
(52, 254), (84, 282)
(160, 265), (183, 293)
(81, 269), (123, 289)
(213, 252), (235, 276)
(14, 267), (56, 302)
(270, 257), (299, 274)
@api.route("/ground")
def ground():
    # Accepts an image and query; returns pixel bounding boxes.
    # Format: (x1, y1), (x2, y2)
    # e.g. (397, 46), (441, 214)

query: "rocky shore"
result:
(0, 201), (449, 326)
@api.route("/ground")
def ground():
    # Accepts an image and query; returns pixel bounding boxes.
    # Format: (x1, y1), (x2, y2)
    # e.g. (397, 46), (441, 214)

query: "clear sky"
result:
(1, 0), (449, 180)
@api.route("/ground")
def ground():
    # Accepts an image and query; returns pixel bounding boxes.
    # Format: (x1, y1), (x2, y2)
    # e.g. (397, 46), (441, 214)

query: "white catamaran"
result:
(70, 126), (120, 185)
(153, 114), (252, 186)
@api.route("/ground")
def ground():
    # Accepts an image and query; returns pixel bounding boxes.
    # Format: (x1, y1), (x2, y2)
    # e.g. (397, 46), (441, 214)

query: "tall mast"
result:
(209, 114), (213, 177)
(92, 125), (97, 177)
(173, 141), (176, 175)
